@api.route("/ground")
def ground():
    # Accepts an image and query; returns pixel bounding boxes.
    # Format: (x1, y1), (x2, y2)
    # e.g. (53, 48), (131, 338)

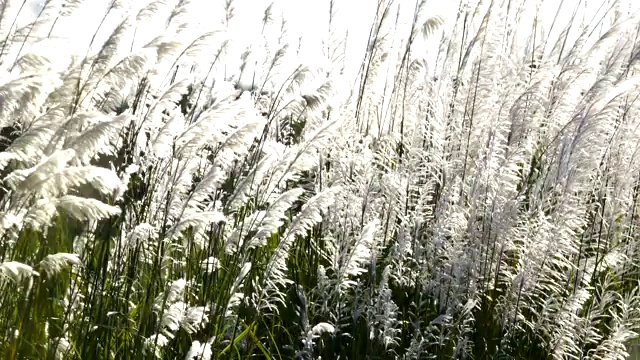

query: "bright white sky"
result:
(14, 0), (640, 80)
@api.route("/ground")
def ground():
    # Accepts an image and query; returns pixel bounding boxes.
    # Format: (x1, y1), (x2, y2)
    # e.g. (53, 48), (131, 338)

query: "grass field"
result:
(1, 0), (640, 359)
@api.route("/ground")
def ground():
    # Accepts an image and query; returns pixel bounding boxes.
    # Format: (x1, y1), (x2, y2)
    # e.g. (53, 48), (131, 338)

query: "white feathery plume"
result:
(174, 31), (225, 64)
(167, 210), (226, 240)
(12, 40), (76, 74)
(56, 195), (122, 223)
(283, 185), (342, 241)
(338, 219), (380, 289)
(0, 261), (39, 294)
(174, 101), (264, 159)
(1, 107), (66, 168)
(253, 186), (340, 311)
(125, 223), (157, 247)
(204, 112), (267, 170)
(180, 305), (209, 334)
(0, 261), (40, 284)
(176, 101), (238, 150)
(227, 151), (277, 212)
(145, 35), (184, 69)
(152, 111), (185, 159)
(184, 339), (213, 360)
(264, 118), (341, 195)
(301, 80), (335, 112)
(231, 262), (251, 295)
(44, 111), (109, 153)
(65, 113), (133, 164)
(311, 322), (335, 336)
(246, 187), (305, 248)
(23, 198), (59, 231)
(160, 301), (186, 333)
(118, 163), (139, 195)
(80, 17), (135, 98)
(226, 292), (244, 316)
(153, 278), (187, 311)
(123, 223), (158, 264)
(225, 209), (265, 253)
(52, 336), (71, 360)
(29, 165), (125, 198)
(86, 166), (129, 198)
(4, 149), (76, 192)
(164, 158), (204, 221)
(144, 333), (170, 358)
(167, 0), (204, 26)
(0, 0), (23, 43)
(201, 256), (221, 273)
(136, 0), (179, 23)
(95, 48), (157, 107)
(302, 322), (336, 354)
(146, 77), (193, 119)
(0, 210), (23, 239)
(0, 152), (17, 171)
(185, 166), (225, 210)
(38, 253), (82, 277)
(0, 73), (62, 127)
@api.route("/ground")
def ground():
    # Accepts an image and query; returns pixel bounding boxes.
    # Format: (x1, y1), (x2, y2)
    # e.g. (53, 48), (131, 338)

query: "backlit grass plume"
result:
(1, 0), (640, 359)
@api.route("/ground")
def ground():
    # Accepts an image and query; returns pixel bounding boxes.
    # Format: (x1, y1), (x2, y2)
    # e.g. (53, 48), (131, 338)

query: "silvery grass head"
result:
(1, 0), (640, 359)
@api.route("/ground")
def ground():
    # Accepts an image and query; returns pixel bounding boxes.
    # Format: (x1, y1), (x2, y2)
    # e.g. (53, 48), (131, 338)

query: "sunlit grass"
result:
(1, 0), (640, 359)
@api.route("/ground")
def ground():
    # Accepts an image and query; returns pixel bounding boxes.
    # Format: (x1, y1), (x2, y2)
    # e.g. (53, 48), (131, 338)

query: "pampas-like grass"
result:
(2, 0), (640, 359)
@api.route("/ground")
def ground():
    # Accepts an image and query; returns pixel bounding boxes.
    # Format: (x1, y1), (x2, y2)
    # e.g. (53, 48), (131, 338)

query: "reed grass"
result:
(1, 0), (640, 359)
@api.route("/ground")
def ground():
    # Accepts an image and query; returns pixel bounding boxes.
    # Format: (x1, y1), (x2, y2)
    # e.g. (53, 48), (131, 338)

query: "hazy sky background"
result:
(15, 0), (640, 81)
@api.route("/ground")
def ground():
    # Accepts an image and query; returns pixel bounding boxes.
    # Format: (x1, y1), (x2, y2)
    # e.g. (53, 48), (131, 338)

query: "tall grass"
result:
(1, 0), (640, 359)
